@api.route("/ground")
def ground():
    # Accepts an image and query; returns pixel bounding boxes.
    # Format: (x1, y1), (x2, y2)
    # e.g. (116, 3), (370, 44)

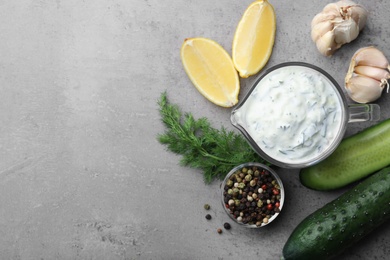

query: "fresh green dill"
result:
(157, 91), (270, 183)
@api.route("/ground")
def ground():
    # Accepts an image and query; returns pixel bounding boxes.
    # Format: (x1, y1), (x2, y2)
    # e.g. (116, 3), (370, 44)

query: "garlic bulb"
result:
(311, 0), (368, 56)
(345, 46), (390, 103)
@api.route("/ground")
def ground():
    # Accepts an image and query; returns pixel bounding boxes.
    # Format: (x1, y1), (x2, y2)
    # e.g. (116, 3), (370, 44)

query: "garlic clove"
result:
(345, 75), (384, 103)
(311, 20), (333, 42)
(354, 66), (390, 82)
(345, 46), (390, 103)
(315, 30), (337, 56)
(349, 6), (368, 29)
(334, 0), (368, 29)
(333, 19), (359, 44)
(353, 46), (390, 69)
(312, 8), (338, 26)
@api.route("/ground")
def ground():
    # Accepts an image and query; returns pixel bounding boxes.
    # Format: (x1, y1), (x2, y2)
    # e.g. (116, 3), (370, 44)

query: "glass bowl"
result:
(221, 162), (285, 228)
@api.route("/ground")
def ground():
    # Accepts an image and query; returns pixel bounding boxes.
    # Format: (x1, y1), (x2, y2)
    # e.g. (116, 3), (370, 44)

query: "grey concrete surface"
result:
(0, 0), (389, 259)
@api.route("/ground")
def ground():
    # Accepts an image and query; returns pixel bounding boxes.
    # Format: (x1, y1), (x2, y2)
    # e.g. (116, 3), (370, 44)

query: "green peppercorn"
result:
(254, 170), (260, 177)
(227, 189), (234, 195)
(250, 180), (256, 187)
(226, 179), (234, 187)
(204, 204), (211, 210)
(237, 183), (245, 189)
(242, 167), (248, 173)
(245, 174), (252, 181)
(247, 169), (253, 175)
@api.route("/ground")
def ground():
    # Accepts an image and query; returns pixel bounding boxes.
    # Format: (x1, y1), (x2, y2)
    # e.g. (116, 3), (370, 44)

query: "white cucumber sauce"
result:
(237, 66), (343, 164)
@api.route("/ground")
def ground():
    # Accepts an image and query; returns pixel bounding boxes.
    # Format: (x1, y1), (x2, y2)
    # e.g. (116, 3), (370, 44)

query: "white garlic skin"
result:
(345, 46), (390, 103)
(311, 0), (368, 56)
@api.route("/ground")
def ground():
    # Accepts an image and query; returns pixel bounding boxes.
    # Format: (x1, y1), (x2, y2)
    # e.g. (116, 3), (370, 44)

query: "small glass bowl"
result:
(221, 162), (285, 228)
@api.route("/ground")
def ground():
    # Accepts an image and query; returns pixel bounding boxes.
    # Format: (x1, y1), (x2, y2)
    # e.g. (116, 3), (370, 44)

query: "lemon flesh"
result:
(232, 0), (276, 78)
(180, 37), (240, 107)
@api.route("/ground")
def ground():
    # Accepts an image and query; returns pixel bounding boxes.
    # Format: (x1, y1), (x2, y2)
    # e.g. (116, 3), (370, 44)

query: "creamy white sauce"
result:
(236, 65), (344, 164)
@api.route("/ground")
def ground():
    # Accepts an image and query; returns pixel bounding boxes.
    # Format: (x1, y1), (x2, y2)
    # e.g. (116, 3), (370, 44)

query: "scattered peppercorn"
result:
(217, 228), (223, 234)
(223, 222), (231, 230)
(205, 214), (212, 220)
(204, 204), (211, 210)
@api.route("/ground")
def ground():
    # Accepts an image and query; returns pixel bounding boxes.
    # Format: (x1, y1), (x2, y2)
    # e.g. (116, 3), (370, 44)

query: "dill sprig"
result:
(157, 92), (270, 183)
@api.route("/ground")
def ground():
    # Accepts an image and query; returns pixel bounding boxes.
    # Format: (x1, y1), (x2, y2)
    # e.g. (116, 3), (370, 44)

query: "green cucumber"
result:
(282, 167), (390, 260)
(300, 118), (390, 190)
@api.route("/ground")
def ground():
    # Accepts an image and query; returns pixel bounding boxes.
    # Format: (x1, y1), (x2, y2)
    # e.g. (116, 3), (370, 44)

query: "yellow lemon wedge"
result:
(232, 0), (276, 78)
(180, 37), (240, 108)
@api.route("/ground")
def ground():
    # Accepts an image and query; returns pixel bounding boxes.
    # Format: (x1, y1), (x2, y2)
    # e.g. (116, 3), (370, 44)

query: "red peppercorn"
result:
(272, 188), (280, 195)
(267, 204), (273, 210)
(275, 202), (280, 208)
(261, 184), (267, 190)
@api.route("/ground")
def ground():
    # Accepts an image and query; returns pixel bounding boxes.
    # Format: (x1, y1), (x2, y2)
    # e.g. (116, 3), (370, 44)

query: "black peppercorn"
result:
(205, 214), (212, 220)
(223, 222), (231, 230)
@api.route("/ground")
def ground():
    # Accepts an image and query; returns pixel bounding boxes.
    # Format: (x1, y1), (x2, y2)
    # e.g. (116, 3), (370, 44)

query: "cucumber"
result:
(282, 167), (390, 260)
(300, 118), (390, 190)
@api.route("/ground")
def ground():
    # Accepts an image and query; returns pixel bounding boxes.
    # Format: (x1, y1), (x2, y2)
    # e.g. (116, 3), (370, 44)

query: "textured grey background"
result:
(0, 0), (389, 259)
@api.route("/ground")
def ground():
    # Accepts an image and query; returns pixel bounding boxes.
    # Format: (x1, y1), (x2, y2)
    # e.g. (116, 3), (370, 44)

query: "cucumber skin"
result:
(283, 167), (390, 260)
(300, 118), (390, 190)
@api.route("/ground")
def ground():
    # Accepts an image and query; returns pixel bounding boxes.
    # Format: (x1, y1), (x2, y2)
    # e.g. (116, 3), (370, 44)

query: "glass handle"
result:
(348, 104), (380, 123)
